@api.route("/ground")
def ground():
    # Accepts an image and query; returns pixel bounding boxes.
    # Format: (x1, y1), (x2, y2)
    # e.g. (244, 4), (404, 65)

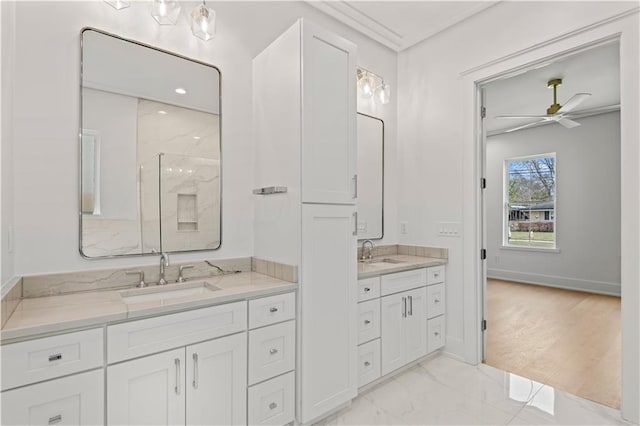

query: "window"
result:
(504, 154), (556, 249)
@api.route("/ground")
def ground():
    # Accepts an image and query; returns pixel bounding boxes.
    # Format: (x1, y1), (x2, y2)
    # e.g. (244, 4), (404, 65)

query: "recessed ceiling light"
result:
(158, 110), (168, 115)
(175, 88), (187, 95)
(193, 136), (201, 140)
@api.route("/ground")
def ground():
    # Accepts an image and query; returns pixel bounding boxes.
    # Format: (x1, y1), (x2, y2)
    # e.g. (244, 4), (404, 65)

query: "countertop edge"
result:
(358, 257), (447, 280)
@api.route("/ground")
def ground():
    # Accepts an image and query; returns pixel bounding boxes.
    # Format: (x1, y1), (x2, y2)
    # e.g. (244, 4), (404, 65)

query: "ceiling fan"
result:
(495, 78), (592, 133)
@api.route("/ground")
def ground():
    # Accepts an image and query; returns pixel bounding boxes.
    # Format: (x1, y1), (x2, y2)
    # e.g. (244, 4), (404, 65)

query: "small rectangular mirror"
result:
(357, 113), (384, 240)
(80, 28), (221, 258)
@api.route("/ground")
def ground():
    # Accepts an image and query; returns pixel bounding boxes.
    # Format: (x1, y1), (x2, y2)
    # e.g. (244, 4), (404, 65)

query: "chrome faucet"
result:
(360, 240), (375, 261)
(158, 253), (170, 285)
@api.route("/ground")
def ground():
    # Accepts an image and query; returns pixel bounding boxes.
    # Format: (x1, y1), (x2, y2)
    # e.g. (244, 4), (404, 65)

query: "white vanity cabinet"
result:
(253, 18), (357, 424)
(356, 265), (446, 386)
(1, 328), (105, 426)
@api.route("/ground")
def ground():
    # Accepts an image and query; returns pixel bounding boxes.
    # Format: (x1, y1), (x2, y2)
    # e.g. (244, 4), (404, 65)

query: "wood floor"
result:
(484, 279), (621, 408)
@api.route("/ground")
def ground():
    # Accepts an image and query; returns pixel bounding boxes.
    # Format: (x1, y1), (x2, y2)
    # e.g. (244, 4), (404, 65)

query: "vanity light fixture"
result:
(104, 0), (130, 10)
(357, 67), (390, 105)
(151, 0), (181, 25)
(190, 1), (216, 41)
(175, 87), (187, 94)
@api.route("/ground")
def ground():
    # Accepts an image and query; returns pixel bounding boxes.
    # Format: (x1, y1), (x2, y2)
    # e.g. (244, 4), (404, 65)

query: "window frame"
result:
(502, 152), (558, 252)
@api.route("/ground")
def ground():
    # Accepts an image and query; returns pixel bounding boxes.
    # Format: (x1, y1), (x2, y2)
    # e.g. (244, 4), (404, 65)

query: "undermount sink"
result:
(360, 257), (406, 265)
(119, 281), (221, 305)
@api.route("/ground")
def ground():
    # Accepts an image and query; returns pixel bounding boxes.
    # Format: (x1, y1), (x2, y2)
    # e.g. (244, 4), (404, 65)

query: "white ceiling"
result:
(305, 1), (500, 52)
(484, 42), (620, 134)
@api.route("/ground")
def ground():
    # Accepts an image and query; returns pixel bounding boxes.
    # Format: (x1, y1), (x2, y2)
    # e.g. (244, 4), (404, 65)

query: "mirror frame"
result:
(356, 112), (384, 240)
(79, 27), (223, 258)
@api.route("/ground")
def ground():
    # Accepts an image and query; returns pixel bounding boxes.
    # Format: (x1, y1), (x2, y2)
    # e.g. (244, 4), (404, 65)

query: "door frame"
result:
(459, 10), (639, 423)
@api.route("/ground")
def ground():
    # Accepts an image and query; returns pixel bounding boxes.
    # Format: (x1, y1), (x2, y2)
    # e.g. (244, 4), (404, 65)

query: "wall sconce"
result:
(357, 68), (390, 105)
(103, 0), (216, 42)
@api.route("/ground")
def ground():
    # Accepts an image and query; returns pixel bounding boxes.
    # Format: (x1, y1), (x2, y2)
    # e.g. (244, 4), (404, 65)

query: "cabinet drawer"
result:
(380, 268), (426, 296)
(1, 369), (104, 426)
(249, 292), (296, 329)
(248, 371), (295, 426)
(357, 276), (380, 302)
(249, 320), (295, 385)
(357, 299), (380, 345)
(426, 266), (445, 285)
(357, 339), (381, 388)
(1, 328), (103, 391)
(427, 316), (446, 353)
(426, 283), (445, 319)
(107, 301), (247, 363)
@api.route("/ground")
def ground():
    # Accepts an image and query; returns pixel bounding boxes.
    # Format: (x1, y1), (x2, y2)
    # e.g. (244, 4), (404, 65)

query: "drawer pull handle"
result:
(269, 402), (278, 410)
(434, 331), (440, 337)
(192, 353), (199, 389)
(408, 295), (413, 316)
(48, 354), (62, 362)
(269, 307), (278, 313)
(269, 348), (279, 355)
(48, 415), (62, 425)
(364, 319), (371, 325)
(434, 299), (440, 304)
(364, 361), (371, 367)
(175, 358), (181, 395)
(434, 272), (440, 277)
(402, 297), (407, 318)
(364, 287), (371, 292)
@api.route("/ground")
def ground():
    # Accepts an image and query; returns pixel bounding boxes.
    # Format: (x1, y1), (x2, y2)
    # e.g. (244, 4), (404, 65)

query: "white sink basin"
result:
(120, 281), (221, 305)
(379, 258), (405, 264)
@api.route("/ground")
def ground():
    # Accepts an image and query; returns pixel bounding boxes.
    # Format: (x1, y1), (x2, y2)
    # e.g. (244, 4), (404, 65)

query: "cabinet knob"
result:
(48, 415), (62, 425)
(364, 287), (371, 292)
(434, 272), (440, 277)
(269, 402), (278, 410)
(434, 331), (440, 337)
(269, 307), (278, 313)
(364, 319), (371, 325)
(434, 299), (440, 304)
(364, 361), (371, 367)
(48, 353), (62, 362)
(269, 348), (279, 355)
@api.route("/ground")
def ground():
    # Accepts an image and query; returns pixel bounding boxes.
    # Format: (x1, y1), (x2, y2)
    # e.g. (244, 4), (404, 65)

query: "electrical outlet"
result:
(358, 221), (367, 234)
(437, 222), (461, 237)
(400, 222), (408, 235)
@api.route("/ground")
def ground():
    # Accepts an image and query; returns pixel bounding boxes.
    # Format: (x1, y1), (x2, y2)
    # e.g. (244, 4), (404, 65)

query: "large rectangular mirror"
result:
(357, 113), (384, 240)
(80, 28), (221, 258)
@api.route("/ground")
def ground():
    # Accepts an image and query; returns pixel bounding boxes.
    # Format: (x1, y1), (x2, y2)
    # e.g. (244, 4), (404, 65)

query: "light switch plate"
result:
(400, 222), (408, 234)
(437, 222), (461, 237)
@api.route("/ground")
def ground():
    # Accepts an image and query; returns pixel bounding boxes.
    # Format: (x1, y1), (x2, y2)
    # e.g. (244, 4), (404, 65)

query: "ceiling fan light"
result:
(151, 0), (181, 25)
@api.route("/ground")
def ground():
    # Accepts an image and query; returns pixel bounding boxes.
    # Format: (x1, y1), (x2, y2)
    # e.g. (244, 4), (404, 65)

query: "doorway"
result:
(479, 41), (621, 408)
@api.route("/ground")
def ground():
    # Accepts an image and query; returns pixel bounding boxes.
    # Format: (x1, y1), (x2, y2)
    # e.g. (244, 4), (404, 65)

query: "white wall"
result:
(1, 0), (16, 288)
(486, 112), (621, 295)
(8, 1), (397, 275)
(398, 3), (639, 421)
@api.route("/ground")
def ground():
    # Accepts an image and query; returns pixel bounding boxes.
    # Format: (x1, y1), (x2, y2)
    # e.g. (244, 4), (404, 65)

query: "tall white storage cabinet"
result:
(253, 19), (358, 424)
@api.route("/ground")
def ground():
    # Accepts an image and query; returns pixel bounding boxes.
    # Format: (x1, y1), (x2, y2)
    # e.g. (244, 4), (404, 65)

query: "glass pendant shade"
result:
(151, 0), (181, 25)
(104, 0), (130, 10)
(375, 83), (391, 105)
(358, 72), (374, 98)
(191, 3), (216, 41)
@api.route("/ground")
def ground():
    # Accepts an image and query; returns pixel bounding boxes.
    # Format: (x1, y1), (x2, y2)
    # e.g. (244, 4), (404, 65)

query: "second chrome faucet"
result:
(158, 253), (170, 285)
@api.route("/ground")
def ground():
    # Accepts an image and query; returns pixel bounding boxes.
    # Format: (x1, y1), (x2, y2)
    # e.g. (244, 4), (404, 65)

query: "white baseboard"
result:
(443, 336), (466, 361)
(487, 268), (620, 296)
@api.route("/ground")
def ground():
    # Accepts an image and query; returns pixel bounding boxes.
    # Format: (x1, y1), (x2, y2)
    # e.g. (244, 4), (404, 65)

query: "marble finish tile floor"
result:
(315, 355), (633, 426)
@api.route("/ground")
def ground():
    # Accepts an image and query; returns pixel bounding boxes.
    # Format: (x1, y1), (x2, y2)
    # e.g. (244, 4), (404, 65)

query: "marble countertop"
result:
(358, 255), (447, 279)
(1, 272), (297, 343)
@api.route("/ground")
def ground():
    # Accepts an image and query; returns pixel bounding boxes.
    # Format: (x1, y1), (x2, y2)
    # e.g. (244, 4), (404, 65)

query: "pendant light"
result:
(104, 0), (130, 10)
(151, 0), (181, 25)
(191, 1), (216, 41)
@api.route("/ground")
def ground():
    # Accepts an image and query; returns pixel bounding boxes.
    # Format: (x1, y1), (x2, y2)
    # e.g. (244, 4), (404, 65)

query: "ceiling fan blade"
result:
(558, 93), (591, 113)
(495, 115), (549, 119)
(557, 117), (580, 129)
(504, 120), (545, 133)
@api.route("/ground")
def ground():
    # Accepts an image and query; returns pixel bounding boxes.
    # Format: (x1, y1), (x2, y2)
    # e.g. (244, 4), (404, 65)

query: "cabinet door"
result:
(186, 333), (247, 426)
(300, 204), (357, 423)
(380, 293), (405, 376)
(403, 287), (428, 363)
(301, 20), (357, 205)
(107, 348), (185, 426)
(1, 369), (103, 426)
